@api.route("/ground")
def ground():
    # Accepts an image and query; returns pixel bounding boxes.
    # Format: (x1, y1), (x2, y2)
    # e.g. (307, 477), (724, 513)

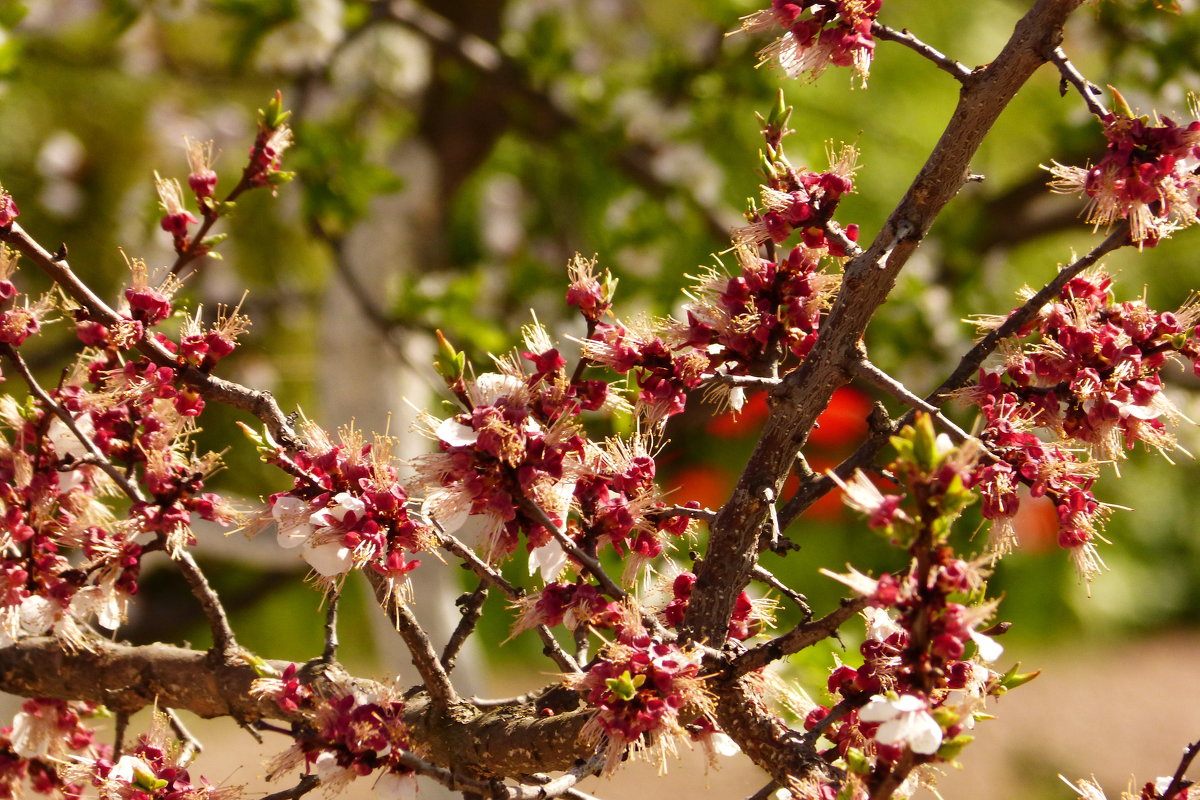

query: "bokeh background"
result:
(1, 0), (1199, 797)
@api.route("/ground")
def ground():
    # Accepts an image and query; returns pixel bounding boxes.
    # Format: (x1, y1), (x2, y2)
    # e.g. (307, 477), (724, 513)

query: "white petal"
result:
(890, 694), (926, 713)
(422, 489), (471, 535)
(18, 595), (56, 635)
(277, 521), (314, 549)
(9, 712), (39, 758)
(374, 771), (417, 800)
(970, 631), (1004, 662)
(435, 417), (478, 447)
(709, 731), (741, 758)
(272, 496), (309, 520)
(858, 696), (898, 723)
(528, 540), (568, 583)
(303, 541), (354, 576)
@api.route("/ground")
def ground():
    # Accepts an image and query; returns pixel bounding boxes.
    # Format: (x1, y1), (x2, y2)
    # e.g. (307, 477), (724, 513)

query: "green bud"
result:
(242, 652), (280, 678)
(1108, 85), (1134, 118)
(998, 662), (1041, 692)
(911, 412), (940, 471)
(200, 233), (228, 249)
(845, 747), (871, 774)
(261, 90), (292, 130)
(936, 734), (974, 761)
(605, 670), (645, 701)
(266, 170), (296, 186)
(433, 330), (466, 383)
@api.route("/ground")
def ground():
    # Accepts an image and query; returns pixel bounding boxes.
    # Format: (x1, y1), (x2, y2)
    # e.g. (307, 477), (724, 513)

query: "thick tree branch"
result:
(0, 637), (598, 778)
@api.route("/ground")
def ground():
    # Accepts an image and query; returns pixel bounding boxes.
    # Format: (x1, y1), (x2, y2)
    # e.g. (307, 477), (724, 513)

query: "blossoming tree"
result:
(0, 2), (1196, 800)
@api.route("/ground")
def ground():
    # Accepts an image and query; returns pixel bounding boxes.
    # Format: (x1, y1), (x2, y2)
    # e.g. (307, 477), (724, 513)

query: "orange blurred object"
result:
(707, 386), (870, 451)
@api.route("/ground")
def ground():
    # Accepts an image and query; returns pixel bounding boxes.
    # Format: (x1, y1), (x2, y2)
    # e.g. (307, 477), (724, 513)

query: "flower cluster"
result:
(0, 699), (106, 800)
(737, 0), (882, 86)
(255, 665), (416, 799)
(1047, 97), (1200, 244)
(965, 271), (1200, 575)
(569, 620), (713, 773)
(809, 418), (1025, 798)
(244, 91), (295, 191)
(682, 243), (840, 374)
(415, 322), (693, 583)
(268, 425), (432, 581)
(66, 713), (237, 800)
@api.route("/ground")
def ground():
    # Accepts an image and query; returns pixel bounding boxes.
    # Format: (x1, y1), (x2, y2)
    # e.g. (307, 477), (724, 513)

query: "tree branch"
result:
(685, 0), (1087, 647)
(871, 23), (972, 81)
(0, 223), (299, 447)
(365, 570), (459, 707)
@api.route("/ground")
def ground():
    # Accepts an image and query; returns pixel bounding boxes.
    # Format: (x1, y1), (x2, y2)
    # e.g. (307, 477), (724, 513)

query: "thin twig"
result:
(0, 223), (299, 447)
(259, 774), (320, 800)
(1158, 740), (1200, 800)
(1048, 46), (1108, 118)
(851, 357), (975, 445)
(434, 526), (522, 597)
(872, 23), (972, 81)
(703, 373), (782, 389)
(520, 499), (627, 601)
(173, 548), (239, 655)
(322, 589), (340, 664)
(926, 222), (1129, 403)
(441, 582), (488, 672)
(432, 528), (579, 672)
(660, 504), (717, 522)
(750, 565), (812, 620)
(365, 570), (458, 707)
(113, 711), (129, 760)
(726, 596), (869, 678)
(0, 344), (147, 502)
(801, 694), (870, 745)
(166, 708), (203, 766)
(824, 219), (864, 258)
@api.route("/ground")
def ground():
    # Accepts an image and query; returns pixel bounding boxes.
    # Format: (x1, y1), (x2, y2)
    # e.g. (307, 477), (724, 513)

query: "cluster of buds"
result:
(0, 699), (106, 800)
(254, 665), (416, 800)
(244, 91), (295, 191)
(581, 319), (709, 423)
(568, 617), (713, 773)
(1047, 92), (1200, 245)
(812, 418), (1035, 797)
(266, 425), (432, 581)
(734, 107), (860, 253)
(0, 248), (52, 351)
(416, 322), (693, 581)
(0, 348), (233, 642)
(510, 579), (618, 636)
(737, 0), (882, 86)
(66, 713), (237, 800)
(965, 271), (1200, 575)
(682, 243), (840, 373)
